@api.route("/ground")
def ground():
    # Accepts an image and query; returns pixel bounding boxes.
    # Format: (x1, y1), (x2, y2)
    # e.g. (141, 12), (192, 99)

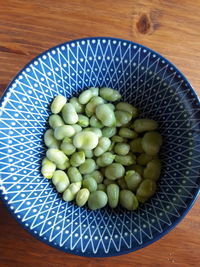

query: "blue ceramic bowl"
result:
(0, 37), (199, 257)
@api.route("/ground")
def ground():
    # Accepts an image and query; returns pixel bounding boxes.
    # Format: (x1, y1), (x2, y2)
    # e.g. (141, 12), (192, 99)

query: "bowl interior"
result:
(0, 37), (199, 257)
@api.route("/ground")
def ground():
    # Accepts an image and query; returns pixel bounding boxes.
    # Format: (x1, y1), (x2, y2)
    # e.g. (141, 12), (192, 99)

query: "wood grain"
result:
(0, 0), (199, 266)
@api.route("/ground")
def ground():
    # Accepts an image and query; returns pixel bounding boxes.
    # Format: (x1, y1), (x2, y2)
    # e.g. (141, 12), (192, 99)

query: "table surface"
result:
(0, 0), (199, 266)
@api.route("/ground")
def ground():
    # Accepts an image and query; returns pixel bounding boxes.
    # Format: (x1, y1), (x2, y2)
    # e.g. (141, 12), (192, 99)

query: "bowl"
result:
(0, 37), (199, 257)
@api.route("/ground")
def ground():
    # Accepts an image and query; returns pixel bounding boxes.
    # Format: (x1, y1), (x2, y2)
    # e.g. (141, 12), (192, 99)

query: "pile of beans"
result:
(41, 87), (162, 210)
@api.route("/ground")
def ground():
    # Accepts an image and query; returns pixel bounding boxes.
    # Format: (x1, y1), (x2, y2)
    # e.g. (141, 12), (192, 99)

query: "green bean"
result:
(89, 115), (103, 128)
(62, 103), (78, 124)
(83, 127), (102, 138)
(133, 119), (158, 133)
(54, 125), (75, 140)
(82, 177), (97, 192)
(143, 159), (161, 181)
(52, 170), (70, 193)
(78, 114), (89, 127)
(96, 152), (115, 167)
(141, 131), (163, 155)
(111, 135), (127, 143)
(136, 179), (157, 203)
(69, 97), (85, 113)
(67, 167), (82, 182)
(49, 114), (64, 129)
(56, 160), (70, 170)
(125, 171), (142, 191)
(115, 154), (136, 166)
(72, 124), (82, 133)
(94, 137), (111, 157)
(114, 143), (130, 155)
(89, 170), (103, 183)
(130, 164), (144, 177)
(41, 159), (56, 179)
(88, 191), (108, 210)
(75, 188), (90, 207)
(117, 177), (127, 189)
(102, 127), (117, 138)
(116, 102), (138, 118)
(119, 190), (138, 210)
(85, 96), (105, 117)
(63, 182), (81, 201)
(78, 89), (93, 104)
(51, 95), (67, 114)
(79, 159), (96, 174)
(107, 184), (119, 208)
(118, 128), (138, 139)
(89, 87), (99, 96)
(99, 87), (121, 102)
(73, 131), (99, 150)
(44, 129), (60, 149)
(97, 183), (106, 192)
(105, 163), (125, 180)
(70, 151), (85, 167)
(104, 179), (117, 186)
(96, 104), (116, 127)
(137, 153), (153, 165)
(83, 149), (93, 158)
(130, 138), (144, 153)
(115, 110), (132, 126)
(60, 137), (76, 155)
(46, 148), (69, 165)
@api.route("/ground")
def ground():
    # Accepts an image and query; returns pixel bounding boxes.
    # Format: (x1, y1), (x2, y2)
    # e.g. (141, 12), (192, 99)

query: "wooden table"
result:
(0, 0), (199, 266)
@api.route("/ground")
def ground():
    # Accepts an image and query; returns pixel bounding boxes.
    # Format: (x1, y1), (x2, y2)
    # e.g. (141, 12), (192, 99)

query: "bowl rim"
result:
(0, 36), (200, 257)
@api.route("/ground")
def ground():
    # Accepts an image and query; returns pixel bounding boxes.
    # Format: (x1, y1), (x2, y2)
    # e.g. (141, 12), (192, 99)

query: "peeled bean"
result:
(73, 131), (99, 150)
(114, 143), (130, 155)
(141, 131), (163, 155)
(52, 170), (70, 193)
(41, 159), (56, 179)
(119, 190), (138, 210)
(116, 102), (138, 118)
(99, 87), (121, 102)
(89, 115), (103, 128)
(108, 141), (115, 152)
(56, 160), (70, 170)
(83, 149), (93, 158)
(78, 114), (89, 127)
(107, 184), (120, 208)
(96, 152), (115, 167)
(102, 127), (117, 138)
(131, 165), (144, 177)
(70, 151), (85, 167)
(63, 182), (81, 201)
(88, 191), (108, 210)
(60, 137), (76, 155)
(137, 153), (153, 165)
(130, 138), (144, 153)
(117, 177), (127, 189)
(82, 177), (97, 192)
(72, 124), (82, 133)
(125, 171), (142, 191)
(133, 119), (158, 133)
(46, 148), (68, 165)
(105, 163), (125, 180)
(97, 184), (106, 192)
(107, 103), (115, 110)
(51, 95), (67, 114)
(83, 127), (102, 138)
(76, 188), (90, 207)
(54, 125), (75, 140)
(79, 159), (96, 174)
(62, 103), (78, 124)
(69, 97), (85, 113)
(44, 129), (60, 149)
(89, 87), (99, 96)
(96, 104), (116, 127)
(94, 137), (111, 157)
(111, 135), (127, 143)
(115, 110), (132, 126)
(49, 114), (64, 129)
(85, 96), (105, 117)
(89, 170), (103, 183)
(78, 89), (93, 104)
(115, 154), (136, 166)
(118, 128), (138, 139)
(136, 179), (157, 203)
(143, 159), (161, 181)
(67, 167), (82, 182)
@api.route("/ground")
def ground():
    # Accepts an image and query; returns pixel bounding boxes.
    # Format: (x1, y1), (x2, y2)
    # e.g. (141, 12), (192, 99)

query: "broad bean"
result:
(49, 114), (64, 129)
(46, 148), (68, 165)
(72, 124), (82, 133)
(97, 183), (106, 192)
(51, 95), (67, 114)
(133, 119), (158, 133)
(115, 154), (136, 166)
(137, 153), (153, 165)
(62, 103), (78, 124)
(60, 137), (76, 155)
(143, 159), (161, 181)
(78, 89), (93, 104)
(89, 115), (103, 128)
(94, 137), (111, 157)
(118, 128), (138, 139)
(69, 97), (85, 113)
(88, 191), (108, 210)
(136, 179), (157, 203)
(130, 138), (144, 153)
(54, 125), (75, 140)
(85, 96), (104, 117)
(70, 151), (85, 167)
(141, 131), (162, 155)
(125, 171), (142, 191)
(116, 102), (138, 118)
(102, 127), (117, 138)
(44, 129), (60, 149)
(96, 152), (115, 167)
(115, 110), (132, 126)
(63, 182), (81, 201)
(67, 167), (82, 182)
(56, 160), (70, 170)
(75, 188), (90, 207)
(73, 131), (99, 150)
(99, 87), (121, 102)
(114, 143), (130, 155)
(41, 159), (56, 179)
(119, 190), (138, 210)
(117, 177), (127, 189)
(52, 170), (70, 193)
(82, 177), (97, 192)
(107, 184), (120, 208)
(96, 104), (116, 127)
(83, 127), (102, 138)
(79, 159), (96, 174)
(105, 163), (125, 180)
